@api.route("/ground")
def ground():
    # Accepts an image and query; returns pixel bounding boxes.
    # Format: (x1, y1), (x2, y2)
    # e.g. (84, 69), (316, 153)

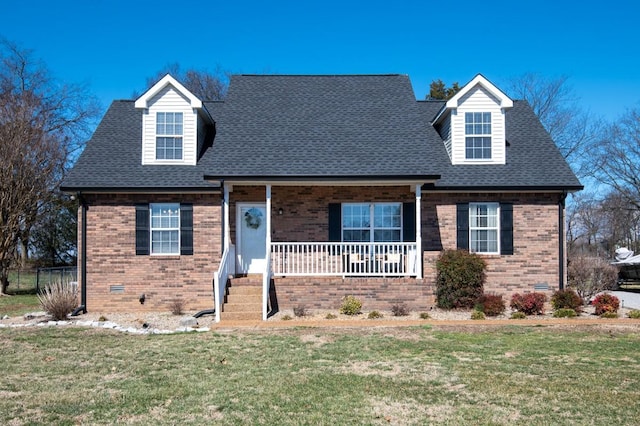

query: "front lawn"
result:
(1, 325), (639, 425)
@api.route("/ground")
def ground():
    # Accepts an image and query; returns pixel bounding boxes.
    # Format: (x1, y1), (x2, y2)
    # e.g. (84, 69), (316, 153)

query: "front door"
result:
(237, 203), (267, 274)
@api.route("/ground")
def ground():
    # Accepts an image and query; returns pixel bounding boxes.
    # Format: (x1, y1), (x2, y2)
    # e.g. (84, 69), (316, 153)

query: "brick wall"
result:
(81, 193), (222, 312)
(422, 192), (563, 299)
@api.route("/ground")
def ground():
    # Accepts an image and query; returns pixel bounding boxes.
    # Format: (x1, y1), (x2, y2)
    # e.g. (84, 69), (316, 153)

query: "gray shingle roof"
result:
(62, 74), (581, 192)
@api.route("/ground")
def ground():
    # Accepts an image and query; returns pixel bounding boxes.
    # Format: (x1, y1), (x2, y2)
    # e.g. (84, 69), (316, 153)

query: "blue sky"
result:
(3, 0), (639, 120)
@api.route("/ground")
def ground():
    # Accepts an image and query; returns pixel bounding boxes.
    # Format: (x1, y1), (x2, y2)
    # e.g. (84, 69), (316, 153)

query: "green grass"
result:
(0, 294), (40, 316)
(1, 325), (639, 424)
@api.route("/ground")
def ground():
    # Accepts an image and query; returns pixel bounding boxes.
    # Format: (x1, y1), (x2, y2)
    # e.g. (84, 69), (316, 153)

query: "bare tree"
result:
(506, 73), (602, 178)
(137, 63), (230, 101)
(0, 39), (99, 294)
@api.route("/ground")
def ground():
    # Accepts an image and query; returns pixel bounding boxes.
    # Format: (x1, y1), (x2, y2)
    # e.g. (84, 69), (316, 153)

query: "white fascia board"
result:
(134, 74), (203, 109)
(446, 74), (514, 109)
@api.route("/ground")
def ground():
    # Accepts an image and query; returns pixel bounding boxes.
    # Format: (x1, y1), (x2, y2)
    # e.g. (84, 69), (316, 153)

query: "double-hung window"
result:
(469, 203), (499, 254)
(150, 203), (180, 255)
(465, 112), (491, 160)
(156, 112), (183, 160)
(342, 203), (402, 242)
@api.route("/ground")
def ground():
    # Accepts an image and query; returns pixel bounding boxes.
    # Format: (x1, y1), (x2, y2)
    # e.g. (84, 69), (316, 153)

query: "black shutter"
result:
(456, 203), (469, 250)
(402, 202), (416, 242)
(500, 202), (514, 255)
(180, 203), (194, 255)
(135, 204), (150, 255)
(328, 203), (341, 242)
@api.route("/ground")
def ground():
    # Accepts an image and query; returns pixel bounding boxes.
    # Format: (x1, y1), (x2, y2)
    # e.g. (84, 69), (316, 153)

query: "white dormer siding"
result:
(135, 74), (210, 166)
(433, 74), (513, 166)
(141, 86), (197, 165)
(450, 86), (505, 165)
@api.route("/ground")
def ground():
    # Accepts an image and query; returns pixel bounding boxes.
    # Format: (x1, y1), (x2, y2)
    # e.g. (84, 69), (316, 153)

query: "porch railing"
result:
(271, 242), (418, 277)
(263, 251), (272, 321)
(213, 244), (235, 323)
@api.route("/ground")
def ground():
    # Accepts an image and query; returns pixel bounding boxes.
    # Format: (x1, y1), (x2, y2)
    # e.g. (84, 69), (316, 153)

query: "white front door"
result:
(237, 203), (267, 274)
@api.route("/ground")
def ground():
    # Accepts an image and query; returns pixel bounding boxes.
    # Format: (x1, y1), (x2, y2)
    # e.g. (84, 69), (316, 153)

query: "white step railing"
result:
(271, 242), (418, 277)
(213, 244), (235, 323)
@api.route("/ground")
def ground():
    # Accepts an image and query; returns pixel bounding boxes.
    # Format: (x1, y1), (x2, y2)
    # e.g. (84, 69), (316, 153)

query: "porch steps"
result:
(221, 276), (263, 321)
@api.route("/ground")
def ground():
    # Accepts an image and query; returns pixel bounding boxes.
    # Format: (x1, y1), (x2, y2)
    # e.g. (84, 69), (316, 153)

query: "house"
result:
(61, 73), (582, 321)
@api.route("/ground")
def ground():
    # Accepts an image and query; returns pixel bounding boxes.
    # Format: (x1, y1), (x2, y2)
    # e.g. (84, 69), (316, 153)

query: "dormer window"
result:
(156, 112), (183, 160)
(465, 112), (491, 160)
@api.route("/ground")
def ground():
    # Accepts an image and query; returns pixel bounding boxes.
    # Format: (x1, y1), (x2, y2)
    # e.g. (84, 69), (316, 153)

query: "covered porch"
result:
(212, 182), (429, 322)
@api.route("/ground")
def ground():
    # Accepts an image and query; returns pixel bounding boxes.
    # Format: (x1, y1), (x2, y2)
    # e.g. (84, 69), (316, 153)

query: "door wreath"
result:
(244, 208), (263, 229)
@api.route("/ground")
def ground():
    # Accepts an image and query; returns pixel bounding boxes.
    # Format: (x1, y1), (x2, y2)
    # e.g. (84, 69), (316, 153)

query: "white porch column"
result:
(266, 185), (272, 249)
(223, 183), (230, 250)
(415, 184), (422, 279)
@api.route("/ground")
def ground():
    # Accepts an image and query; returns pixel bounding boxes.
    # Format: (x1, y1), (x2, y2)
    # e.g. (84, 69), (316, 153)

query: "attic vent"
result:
(110, 285), (125, 294)
(533, 283), (549, 291)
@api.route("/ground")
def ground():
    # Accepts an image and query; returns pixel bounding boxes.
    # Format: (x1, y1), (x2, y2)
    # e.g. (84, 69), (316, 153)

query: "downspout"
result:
(71, 192), (88, 316)
(558, 191), (568, 290)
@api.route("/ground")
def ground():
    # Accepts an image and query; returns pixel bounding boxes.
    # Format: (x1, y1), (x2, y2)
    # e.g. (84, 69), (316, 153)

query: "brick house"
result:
(61, 73), (582, 321)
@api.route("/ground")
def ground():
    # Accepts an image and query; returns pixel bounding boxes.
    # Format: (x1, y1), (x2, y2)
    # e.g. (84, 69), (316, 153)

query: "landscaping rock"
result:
(23, 311), (47, 320)
(180, 316), (198, 327)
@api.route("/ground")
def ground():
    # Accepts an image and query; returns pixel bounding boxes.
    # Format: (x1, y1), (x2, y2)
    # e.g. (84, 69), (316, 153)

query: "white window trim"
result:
(150, 203), (181, 255)
(464, 111), (492, 161)
(155, 112), (184, 161)
(469, 202), (500, 255)
(341, 202), (403, 242)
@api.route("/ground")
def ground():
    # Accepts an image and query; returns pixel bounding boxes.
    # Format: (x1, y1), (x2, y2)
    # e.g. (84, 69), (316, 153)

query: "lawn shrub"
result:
(628, 309), (640, 319)
(553, 308), (577, 318)
(568, 255), (618, 301)
(475, 294), (506, 317)
(37, 281), (78, 321)
(592, 293), (620, 315)
(281, 314), (293, 321)
(390, 303), (410, 316)
(470, 310), (485, 320)
(340, 295), (362, 315)
(368, 310), (383, 319)
(325, 313), (337, 320)
(510, 292), (546, 315)
(293, 304), (308, 317)
(510, 311), (526, 319)
(435, 249), (486, 309)
(551, 289), (583, 313)
(600, 311), (618, 319)
(168, 298), (185, 315)
(419, 312), (431, 319)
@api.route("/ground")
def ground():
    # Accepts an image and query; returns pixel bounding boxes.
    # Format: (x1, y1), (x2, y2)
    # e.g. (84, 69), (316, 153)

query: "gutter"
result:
(71, 192), (88, 316)
(559, 191), (568, 290)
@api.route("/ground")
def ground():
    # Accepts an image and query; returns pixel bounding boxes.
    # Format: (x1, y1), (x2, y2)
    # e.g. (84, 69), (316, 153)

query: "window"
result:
(156, 112), (183, 160)
(469, 203), (499, 254)
(465, 112), (491, 159)
(150, 203), (180, 254)
(342, 203), (402, 242)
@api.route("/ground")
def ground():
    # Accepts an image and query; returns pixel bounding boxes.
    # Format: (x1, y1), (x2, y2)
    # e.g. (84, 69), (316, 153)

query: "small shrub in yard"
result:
(436, 249), (486, 309)
(168, 298), (186, 316)
(628, 310), (640, 319)
(510, 292), (546, 315)
(98, 315), (108, 322)
(390, 303), (410, 317)
(340, 295), (362, 315)
(568, 255), (618, 302)
(293, 305), (308, 317)
(471, 310), (485, 320)
(368, 311), (383, 319)
(553, 308), (577, 318)
(419, 312), (431, 320)
(510, 311), (527, 319)
(325, 313), (337, 320)
(592, 293), (620, 315)
(281, 314), (293, 321)
(475, 294), (506, 317)
(551, 289), (583, 313)
(38, 281), (78, 321)
(601, 311), (619, 319)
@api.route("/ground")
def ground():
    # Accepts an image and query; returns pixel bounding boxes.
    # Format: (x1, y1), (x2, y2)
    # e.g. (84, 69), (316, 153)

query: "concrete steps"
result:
(220, 276), (263, 322)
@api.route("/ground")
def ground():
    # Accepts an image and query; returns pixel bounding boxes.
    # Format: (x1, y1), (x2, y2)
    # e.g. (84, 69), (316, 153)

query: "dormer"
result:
(135, 74), (212, 166)
(433, 74), (513, 165)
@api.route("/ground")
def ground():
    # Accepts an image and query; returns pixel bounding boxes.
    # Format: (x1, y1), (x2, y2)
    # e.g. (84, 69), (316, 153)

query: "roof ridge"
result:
(237, 74), (406, 77)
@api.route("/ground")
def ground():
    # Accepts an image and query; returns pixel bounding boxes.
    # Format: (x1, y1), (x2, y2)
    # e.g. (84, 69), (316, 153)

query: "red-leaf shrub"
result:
(510, 292), (546, 315)
(475, 294), (506, 317)
(592, 293), (620, 315)
(551, 289), (584, 313)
